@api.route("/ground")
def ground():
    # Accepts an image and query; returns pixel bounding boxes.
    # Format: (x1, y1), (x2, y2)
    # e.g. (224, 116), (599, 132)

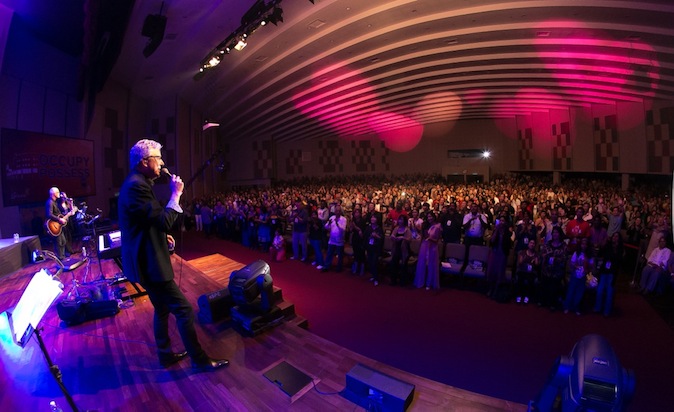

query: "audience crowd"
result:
(181, 173), (673, 317)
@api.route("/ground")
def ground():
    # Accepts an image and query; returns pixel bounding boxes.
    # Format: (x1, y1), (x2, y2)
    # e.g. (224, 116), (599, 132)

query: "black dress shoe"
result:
(191, 358), (229, 371)
(159, 351), (188, 368)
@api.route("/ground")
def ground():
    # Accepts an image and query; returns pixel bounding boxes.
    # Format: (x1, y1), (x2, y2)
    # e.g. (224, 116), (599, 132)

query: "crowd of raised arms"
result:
(181, 173), (672, 315)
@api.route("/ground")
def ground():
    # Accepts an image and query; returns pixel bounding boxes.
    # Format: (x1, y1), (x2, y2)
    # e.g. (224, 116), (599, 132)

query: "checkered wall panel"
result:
(518, 127), (533, 170)
(319, 140), (344, 173)
(552, 121), (572, 170)
(646, 107), (674, 173)
(351, 141), (376, 172)
(285, 149), (303, 175)
(593, 115), (619, 171)
(379, 141), (390, 173)
(253, 140), (273, 179)
(149, 116), (176, 170)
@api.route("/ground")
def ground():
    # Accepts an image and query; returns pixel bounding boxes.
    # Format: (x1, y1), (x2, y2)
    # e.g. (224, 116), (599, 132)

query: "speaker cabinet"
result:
(141, 14), (166, 57)
(197, 288), (234, 323)
(342, 363), (415, 411)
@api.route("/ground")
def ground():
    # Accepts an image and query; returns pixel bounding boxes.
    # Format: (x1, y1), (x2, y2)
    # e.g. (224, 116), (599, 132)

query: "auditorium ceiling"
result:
(6, 0), (674, 145)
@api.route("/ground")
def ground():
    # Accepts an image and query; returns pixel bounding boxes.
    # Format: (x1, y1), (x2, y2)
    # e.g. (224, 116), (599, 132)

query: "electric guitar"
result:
(45, 206), (79, 237)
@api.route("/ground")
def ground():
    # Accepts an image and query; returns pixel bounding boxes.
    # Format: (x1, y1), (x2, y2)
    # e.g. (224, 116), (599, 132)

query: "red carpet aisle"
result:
(176, 230), (674, 411)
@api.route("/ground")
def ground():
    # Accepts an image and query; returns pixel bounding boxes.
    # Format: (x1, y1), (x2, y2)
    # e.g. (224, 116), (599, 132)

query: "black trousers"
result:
(143, 279), (208, 363)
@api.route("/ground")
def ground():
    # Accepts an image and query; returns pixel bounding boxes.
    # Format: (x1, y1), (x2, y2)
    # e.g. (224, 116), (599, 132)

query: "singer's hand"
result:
(167, 234), (176, 251)
(171, 175), (184, 196)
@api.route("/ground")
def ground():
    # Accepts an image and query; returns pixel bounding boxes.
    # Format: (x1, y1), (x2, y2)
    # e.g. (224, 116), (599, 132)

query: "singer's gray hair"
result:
(130, 139), (162, 168)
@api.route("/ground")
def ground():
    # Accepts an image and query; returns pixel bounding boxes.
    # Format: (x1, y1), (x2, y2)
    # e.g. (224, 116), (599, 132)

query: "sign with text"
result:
(1, 129), (95, 206)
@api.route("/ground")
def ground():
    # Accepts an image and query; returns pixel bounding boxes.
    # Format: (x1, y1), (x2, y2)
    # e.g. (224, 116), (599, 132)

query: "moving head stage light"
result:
(228, 260), (282, 335)
(534, 334), (635, 412)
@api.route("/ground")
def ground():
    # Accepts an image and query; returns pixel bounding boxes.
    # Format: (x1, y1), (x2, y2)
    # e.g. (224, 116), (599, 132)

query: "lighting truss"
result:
(195, 0), (285, 79)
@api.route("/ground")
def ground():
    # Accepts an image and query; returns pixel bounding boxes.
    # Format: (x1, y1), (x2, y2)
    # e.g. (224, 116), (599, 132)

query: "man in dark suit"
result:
(118, 139), (228, 371)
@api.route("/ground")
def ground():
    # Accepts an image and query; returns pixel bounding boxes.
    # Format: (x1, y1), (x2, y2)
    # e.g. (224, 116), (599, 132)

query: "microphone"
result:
(161, 167), (172, 177)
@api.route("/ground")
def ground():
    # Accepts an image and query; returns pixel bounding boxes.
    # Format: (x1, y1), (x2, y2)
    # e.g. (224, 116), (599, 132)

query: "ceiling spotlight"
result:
(482, 150), (491, 159)
(234, 39), (248, 51)
(208, 56), (221, 67)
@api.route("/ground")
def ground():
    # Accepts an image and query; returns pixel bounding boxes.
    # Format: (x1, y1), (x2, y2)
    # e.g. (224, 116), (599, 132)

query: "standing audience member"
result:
(564, 237), (594, 315)
(639, 236), (671, 294)
(486, 217), (513, 299)
(364, 215), (384, 285)
(606, 205), (625, 237)
(594, 232), (624, 317)
(118, 139), (227, 371)
(565, 207), (591, 252)
(269, 228), (286, 262)
(414, 213), (442, 290)
(193, 200), (203, 231)
(543, 210), (564, 243)
(515, 239), (540, 304)
(308, 210), (326, 269)
(512, 212), (538, 278)
(463, 203), (488, 249)
(389, 216), (412, 286)
(538, 226), (568, 311)
(589, 218), (608, 255)
(290, 199), (309, 261)
(323, 205), (347, 272)
(256, 206), (272, 252)
(441, 203), (463, 244)
(349, 208), (367, 275)
(408, 209), (424, 240)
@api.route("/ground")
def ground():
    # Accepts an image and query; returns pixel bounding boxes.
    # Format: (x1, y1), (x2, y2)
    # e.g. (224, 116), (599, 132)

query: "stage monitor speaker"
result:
(342, 363), (415, 411)
(197, 288), (234, 323)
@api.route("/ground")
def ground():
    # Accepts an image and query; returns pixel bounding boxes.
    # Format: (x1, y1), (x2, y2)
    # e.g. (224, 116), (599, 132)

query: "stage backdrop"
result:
(1, 129), (95, 206)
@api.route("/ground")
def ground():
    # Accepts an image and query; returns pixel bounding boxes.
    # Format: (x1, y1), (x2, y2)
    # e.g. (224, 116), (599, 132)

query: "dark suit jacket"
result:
(118, 170), (179, 284)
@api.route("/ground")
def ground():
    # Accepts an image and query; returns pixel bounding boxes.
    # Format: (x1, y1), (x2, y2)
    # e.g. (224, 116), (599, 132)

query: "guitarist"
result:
(46, 187), (75, 259)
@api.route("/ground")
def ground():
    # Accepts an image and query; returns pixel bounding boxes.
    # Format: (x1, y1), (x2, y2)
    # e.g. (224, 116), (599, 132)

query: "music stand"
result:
(1, 263), (80, 412)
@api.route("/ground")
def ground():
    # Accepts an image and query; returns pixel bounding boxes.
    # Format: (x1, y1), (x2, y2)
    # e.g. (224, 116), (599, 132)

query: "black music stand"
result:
(1, 263), (80, 412)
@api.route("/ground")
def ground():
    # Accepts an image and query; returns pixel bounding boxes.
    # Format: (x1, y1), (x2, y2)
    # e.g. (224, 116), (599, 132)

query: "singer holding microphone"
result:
(118, 139), (228, 371)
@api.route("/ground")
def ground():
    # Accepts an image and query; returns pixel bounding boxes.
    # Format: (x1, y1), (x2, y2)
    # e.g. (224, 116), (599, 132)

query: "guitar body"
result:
(46, 218), (66, 237)
(45, 206), (78, 237)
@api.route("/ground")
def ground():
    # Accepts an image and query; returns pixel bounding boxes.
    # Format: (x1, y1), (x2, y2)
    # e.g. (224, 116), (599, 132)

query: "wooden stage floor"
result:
(0, 252), (526, 411)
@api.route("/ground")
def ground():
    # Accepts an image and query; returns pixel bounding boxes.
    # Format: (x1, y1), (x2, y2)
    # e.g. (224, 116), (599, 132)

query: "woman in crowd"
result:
(538, 226), (567, 311)
(486, 214), (513, 299)
(514, 239), (540, 304)
(389, 215), (412, 286)
(564, 237), (594, 315)
(414, 212), (442, 290)
(594, 232), (624, 317)
(269, 228), (286, 262)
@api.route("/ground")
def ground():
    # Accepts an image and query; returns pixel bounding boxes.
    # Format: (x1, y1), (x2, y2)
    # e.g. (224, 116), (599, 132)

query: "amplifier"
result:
(197, 288), (234, 323)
